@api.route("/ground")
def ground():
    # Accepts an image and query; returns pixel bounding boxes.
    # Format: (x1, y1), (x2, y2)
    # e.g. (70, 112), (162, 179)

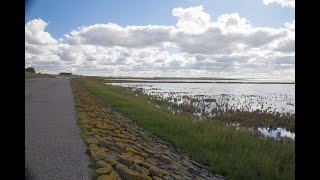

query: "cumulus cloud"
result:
(216, 13), (251, 33)
(25, 18), (57, 45)
(274, 39), (295, 52)
(285, 20), (295, 30)
(63, 23), (173, 48)
(172, 5), (211, 34)
(62, 6), (291, 56)
(25, 18), (61, 73)
(263, 0), (295, 9)
(25, 6), (294, 79)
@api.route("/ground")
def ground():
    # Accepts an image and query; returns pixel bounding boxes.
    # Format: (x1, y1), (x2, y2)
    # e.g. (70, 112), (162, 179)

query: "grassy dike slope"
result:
(71, 79), (223, 179)
(75, 77), (295, 180)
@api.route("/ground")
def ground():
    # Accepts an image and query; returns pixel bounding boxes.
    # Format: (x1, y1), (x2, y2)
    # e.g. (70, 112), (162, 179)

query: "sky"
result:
(25, 0), (295, 79)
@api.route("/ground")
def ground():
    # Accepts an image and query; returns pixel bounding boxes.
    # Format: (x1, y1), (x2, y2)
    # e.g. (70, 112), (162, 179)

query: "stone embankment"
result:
(72, 81), (223, 180)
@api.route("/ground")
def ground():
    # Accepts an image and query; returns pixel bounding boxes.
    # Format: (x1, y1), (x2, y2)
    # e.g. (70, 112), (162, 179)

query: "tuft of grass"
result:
(74, 77), (295, 180)
(90, 170), (98, 180)
(75, 110), (90, 139)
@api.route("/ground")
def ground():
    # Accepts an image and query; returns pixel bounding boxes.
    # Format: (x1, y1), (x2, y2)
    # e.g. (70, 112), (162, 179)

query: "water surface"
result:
(106, 80), (295, 140)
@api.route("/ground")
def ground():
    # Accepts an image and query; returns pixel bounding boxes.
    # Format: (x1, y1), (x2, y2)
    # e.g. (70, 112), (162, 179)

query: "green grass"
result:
(25, 72), (56, 78)
(75, 111), (90, 139)
(74, 77), (295, 180)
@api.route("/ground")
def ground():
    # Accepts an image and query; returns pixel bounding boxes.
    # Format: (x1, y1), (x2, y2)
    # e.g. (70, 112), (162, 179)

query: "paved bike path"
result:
(25, 77), (90, 180)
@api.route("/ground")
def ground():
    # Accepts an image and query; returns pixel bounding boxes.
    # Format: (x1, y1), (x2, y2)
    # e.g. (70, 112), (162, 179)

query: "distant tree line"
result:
(25, 67), (35, 73)
(25, 67), (73, 76)
(59, 72), (72, 75)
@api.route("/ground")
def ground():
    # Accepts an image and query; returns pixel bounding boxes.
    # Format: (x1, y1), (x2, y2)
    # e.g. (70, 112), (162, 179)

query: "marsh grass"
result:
(135, 85), (295, 133)
(211, 111), (295, 133)
(74, 77), (295, 180)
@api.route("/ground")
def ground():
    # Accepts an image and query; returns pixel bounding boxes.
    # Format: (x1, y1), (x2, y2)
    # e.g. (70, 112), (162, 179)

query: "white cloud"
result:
(25, 18), (61, 72)
(172, 5), (211, 34)
(285, 20), (295, 30)
(63, 23), (174, 48)
(274, 39), (295, 52)
(62, 6), (290, 56)
(25, 6), (294, 79)
(216, 13), (251, 33)
(25, 18), (57, 45)
(263, 0), (295, 9)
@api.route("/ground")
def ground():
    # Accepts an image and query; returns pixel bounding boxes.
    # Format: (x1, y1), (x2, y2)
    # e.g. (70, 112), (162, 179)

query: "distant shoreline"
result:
(105, 79), (295, 84)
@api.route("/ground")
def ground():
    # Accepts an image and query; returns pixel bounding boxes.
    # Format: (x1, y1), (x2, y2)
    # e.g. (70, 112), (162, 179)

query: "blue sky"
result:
(25, 0), (295, 79)
(26, 0), (294, 39)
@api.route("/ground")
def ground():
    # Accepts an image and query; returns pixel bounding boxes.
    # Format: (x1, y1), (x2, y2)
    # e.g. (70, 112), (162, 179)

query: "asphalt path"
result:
(25, 77), (90, 180)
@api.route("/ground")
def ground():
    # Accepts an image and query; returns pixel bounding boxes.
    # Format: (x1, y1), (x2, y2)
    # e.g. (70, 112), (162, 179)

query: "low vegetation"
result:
(74, 77), (294, 180)
(212, 111), (295, 132)
(59, 72), (73, 75)
(25, 67), (36, 73)
(25, 71), (56, 78)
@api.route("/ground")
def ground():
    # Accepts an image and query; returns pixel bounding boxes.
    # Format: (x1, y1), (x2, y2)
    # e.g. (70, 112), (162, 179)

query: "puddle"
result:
(258, 127), (295, 140)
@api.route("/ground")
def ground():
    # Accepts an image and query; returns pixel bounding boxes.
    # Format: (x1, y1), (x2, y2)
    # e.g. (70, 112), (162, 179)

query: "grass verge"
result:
(74, 77), (295, 180)
(25, 72), (56, 78)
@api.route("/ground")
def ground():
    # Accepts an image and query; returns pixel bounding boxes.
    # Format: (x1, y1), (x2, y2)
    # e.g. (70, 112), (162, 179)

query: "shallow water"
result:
(227, 123), (295, 140)
(106, 78), (295, 83)
(258, 127), (295, 140)
(107, 82), (295, 116)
